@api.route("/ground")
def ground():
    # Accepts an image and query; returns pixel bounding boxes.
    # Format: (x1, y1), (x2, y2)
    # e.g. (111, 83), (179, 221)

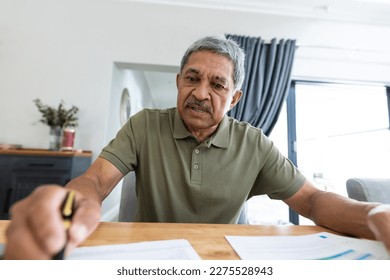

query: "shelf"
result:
(0, 148), (92, 157)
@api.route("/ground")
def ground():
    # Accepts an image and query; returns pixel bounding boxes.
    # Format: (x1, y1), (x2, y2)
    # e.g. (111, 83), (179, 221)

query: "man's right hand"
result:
(4, 185), (101, 259)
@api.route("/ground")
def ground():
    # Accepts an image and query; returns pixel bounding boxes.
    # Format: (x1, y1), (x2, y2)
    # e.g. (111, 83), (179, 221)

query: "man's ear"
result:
(176, 73), (180, 89)
(229, 90), (243, 109)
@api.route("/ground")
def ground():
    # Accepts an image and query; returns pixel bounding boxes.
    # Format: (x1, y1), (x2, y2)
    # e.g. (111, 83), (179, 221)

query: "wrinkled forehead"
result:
(183, 50), (234, 78)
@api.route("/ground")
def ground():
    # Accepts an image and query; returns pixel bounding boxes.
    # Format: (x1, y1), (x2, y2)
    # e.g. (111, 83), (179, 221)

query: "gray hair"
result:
(180, 35), (245, 91)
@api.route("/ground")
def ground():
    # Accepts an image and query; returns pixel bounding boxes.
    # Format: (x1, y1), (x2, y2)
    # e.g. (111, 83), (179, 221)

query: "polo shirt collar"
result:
(173, 109), (193, 139)
(210, 115), (229, 148)
(173, 109), (230, 148)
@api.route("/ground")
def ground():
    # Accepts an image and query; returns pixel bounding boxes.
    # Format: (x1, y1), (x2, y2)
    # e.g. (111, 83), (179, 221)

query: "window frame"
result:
(285, 80), (390, 224)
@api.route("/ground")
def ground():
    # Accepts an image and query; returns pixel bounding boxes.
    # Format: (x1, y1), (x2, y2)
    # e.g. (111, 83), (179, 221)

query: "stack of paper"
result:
(0, 239), (200, 260)
(68, 239), (201, 260)
(225, 232), (390, 260)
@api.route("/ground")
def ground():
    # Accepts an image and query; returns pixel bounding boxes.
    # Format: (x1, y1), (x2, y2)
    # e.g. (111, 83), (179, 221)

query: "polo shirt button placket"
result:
(194, 149), (200, 170)
(191, 147), (202, 183)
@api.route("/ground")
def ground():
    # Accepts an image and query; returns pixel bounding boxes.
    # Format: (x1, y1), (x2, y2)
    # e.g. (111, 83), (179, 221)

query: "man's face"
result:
(176, 50), (242, 137)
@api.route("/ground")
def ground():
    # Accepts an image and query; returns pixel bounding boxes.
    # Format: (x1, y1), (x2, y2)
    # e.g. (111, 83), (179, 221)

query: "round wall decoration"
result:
(120, 88), (131, 126)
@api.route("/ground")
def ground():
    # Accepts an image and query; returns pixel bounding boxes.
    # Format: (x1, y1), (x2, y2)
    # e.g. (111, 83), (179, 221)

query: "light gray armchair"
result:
(346, 178), (390, 204)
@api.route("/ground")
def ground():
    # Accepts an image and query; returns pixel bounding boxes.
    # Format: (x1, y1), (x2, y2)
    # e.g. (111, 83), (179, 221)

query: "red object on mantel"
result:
(0, 144), (20, 150)
(61, 127), (76, 151)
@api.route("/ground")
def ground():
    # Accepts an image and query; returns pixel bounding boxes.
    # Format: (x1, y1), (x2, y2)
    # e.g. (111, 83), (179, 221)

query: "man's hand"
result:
(367, 205), (390, 253)
(4, 185), (101, 259)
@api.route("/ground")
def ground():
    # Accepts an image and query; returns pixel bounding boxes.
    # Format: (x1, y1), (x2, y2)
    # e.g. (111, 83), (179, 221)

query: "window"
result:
(295, 82), (390, 224)
(296, 83), (389, 192)
(247, 81), (390, 225)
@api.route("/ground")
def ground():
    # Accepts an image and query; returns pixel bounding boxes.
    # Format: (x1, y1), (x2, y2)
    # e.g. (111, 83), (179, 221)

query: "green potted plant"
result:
(33, 98), (79, 150)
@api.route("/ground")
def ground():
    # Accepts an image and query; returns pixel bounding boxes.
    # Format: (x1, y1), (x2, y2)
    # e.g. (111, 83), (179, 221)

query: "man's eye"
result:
(186, 76), (198, 83)
(213, 83), (225, 90)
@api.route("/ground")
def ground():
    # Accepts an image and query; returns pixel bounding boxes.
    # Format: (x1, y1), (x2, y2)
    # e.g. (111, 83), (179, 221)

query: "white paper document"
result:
(67, 239), (201, 260)
(226, 232), (390, 260)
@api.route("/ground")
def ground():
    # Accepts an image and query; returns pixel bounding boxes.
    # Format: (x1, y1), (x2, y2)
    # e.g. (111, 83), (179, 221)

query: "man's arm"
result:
(66, 157), (125, 204)
(284, 180), (390, 251)
(4, 157), (124, 259)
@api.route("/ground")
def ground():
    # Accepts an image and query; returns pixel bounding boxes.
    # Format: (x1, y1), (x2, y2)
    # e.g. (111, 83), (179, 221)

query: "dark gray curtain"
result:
(226, 34), (296, 136)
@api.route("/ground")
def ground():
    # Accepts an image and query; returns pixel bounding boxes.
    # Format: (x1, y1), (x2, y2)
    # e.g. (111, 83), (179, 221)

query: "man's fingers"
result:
(5, 217), (51, 259)
(26, 187), (69, 254)
(66, 196), (101, 254)
(4, 185), (101, 259)
(5, 186), (67, 259)
(367, 210), (390, 253)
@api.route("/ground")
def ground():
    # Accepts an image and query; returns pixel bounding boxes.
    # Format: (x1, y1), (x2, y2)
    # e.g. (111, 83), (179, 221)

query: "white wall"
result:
(108, 66), (154, 143)
(102, 65), (155, 220)
(1, 0), (389, 219)
(1, 0), (389, 153)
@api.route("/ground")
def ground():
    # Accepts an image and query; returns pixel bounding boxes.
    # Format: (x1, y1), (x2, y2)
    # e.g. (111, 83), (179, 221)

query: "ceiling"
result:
(126, 0), (390, 106)
(127, 0), (390, 26)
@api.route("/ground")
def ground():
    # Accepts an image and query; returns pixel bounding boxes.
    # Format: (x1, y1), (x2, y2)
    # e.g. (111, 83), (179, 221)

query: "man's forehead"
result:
(184, 66), (229, 82)
(184, 67), (200, 74)
(183, 52), (233, 79)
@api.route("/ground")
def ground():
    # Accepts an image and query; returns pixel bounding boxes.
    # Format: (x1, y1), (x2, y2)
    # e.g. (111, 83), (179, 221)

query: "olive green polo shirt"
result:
(99, 108), (306, 223)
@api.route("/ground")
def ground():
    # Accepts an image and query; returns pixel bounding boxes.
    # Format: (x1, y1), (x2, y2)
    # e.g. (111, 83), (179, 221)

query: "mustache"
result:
(184, 98), (212, 113)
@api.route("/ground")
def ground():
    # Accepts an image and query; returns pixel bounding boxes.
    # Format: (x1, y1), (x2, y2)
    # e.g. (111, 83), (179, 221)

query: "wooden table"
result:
(0, 220), (336, 260)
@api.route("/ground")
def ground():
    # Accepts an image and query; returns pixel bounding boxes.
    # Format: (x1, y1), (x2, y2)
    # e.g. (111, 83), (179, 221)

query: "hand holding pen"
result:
(3, 185), (101, 259)
(52, 190), (76, 260)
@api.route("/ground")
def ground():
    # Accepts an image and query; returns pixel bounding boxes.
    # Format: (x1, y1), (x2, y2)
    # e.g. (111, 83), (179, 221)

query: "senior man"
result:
(5, 35), (390, 259)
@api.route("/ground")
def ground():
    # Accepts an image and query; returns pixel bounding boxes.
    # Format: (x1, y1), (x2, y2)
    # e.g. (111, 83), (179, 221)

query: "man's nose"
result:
(192, 81), (210, 100)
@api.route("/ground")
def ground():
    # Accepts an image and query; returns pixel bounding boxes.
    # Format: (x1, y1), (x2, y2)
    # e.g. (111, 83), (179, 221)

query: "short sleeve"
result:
(99, 110), (146, 175)
(249, 137), (306, 200)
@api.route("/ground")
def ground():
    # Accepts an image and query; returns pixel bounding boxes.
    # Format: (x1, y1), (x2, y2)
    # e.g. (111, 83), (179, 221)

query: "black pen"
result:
(52, 190), (76, 260)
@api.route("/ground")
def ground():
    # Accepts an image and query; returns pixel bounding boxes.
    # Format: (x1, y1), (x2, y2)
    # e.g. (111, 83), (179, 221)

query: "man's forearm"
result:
(64, 157), (125, 205)
(65, 174), (104, 206)
(309, 191), (378, 239)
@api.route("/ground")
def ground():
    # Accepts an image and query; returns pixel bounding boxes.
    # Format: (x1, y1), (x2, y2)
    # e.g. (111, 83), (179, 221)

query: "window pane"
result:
(295, 82), (390, 200)
(247, 82), (390, 226)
